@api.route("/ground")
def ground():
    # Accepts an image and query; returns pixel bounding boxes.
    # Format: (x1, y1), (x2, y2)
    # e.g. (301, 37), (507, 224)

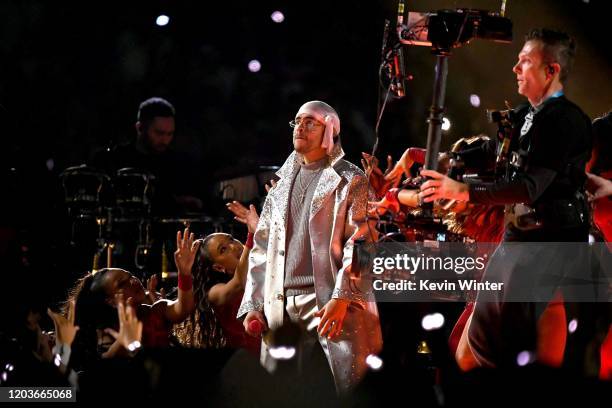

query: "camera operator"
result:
(420, 28), (591, 242)
(419, 29), (593, 369)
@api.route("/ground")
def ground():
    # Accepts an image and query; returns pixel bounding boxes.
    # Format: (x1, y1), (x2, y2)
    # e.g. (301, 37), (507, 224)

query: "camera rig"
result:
(392, 1), (512, 216)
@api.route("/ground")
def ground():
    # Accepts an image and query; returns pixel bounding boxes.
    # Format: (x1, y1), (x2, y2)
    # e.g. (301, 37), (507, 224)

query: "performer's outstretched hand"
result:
(420, 169), (469, 202)
(315, 298), (350, 340)
(361, 152), (399, 199)
(226, 201), (260, 234)
(47, 300), (79, 347)
(586, 172), (612, 201)
(105, 294), (143, 352)
(385, 148), (415, 182)
(265, 179), (277, 193)
(146, 274), (165, 304)
(368, 194), (400, 216)
(174, 228), (200, 276)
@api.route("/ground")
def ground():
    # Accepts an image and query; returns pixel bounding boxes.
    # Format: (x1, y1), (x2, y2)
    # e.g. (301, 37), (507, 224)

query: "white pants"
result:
(260, 293), (336, 389)
(284, 293), (331, 359)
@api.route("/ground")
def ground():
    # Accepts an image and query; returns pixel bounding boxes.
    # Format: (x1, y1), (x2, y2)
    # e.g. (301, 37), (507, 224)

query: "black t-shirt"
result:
(460, 95), (592, 207)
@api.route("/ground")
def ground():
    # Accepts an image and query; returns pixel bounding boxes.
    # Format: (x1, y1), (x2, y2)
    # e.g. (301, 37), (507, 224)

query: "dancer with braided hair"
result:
(174, 202), (260, 355)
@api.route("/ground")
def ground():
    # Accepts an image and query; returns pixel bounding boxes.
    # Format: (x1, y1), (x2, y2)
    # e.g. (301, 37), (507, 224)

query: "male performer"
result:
(92, 97), (204, 214)
(237, 101), (382, 393)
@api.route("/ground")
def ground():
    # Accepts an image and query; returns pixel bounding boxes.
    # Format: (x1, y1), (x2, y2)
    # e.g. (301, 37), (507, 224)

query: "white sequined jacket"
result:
(237, 143), (382, 393)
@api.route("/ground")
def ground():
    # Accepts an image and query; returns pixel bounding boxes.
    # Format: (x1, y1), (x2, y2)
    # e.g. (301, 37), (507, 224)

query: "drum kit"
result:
(59, 165), (225, 280)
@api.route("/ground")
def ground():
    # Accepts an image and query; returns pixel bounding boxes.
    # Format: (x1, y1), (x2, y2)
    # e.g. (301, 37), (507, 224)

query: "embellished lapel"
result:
(270, 151), (299, 228)
(310, 144), (345, 220)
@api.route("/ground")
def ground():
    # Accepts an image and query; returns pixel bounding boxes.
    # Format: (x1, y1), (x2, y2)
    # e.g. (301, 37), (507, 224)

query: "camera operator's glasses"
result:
(289, 118), (323, 132)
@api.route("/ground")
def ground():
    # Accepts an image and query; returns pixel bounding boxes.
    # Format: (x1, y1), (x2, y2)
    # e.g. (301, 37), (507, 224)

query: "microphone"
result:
(248, 319), (264, 336)
(393, 47), (408, 97)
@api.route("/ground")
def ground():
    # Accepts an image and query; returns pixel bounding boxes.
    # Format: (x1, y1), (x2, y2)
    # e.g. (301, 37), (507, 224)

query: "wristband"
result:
(126, 340), (142, 357)
(385, 188), (401, 204)
(52, 343), (71, 367)
(245, 232), (254, 249)
(127, 340), (142, 352)
(178, 273), (193, 291)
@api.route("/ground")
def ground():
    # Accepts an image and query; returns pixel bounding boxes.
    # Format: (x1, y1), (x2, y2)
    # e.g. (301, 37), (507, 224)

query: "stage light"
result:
(516, 350), (534, 366)
(156, 15), (170, 27)
(271, 11), (285, 23)
(248, 59), (261, 72)
(366, 354), (383, 370)
(568, 318), (578, 334)
(421, 313), (445, 331)
(442, 117), (451, 131)
(269, 346), (296, 360)
(469, 94), (481, 107)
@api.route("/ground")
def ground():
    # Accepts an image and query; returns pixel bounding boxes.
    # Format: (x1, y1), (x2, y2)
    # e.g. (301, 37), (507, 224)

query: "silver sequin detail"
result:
(236, 299), (264, 319)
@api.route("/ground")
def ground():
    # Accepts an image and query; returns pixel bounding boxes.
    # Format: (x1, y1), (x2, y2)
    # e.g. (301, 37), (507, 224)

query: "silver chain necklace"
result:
(296, 169), (322, 202)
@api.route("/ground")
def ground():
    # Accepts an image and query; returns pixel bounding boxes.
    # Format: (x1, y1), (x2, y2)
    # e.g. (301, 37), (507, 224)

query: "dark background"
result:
(1, 0), (611, 304)
(2, 1), (610, 176)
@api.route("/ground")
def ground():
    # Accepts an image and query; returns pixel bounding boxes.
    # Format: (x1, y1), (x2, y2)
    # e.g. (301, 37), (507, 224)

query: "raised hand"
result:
(105, 294), (143, 352)
(586, 172), (612, 202)
(174, 228), (201, 276)
(226, 201), (260, 234)
(265, 179), (277, 193)
(47, 300), (80, 347)
(368, 195), (400, 217)
(146, 274), (164, 304)
(385, 150), (411, 183)
(362, 152), (399, 199)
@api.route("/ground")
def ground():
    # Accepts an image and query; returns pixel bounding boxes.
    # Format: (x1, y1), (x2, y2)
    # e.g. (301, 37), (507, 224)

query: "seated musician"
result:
(91, 97), (205, 215)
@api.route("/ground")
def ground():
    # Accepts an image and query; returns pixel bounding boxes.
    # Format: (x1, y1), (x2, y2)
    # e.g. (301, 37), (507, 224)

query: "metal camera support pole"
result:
(398, 7), (512, 218)
(422, 50), (450, 217)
